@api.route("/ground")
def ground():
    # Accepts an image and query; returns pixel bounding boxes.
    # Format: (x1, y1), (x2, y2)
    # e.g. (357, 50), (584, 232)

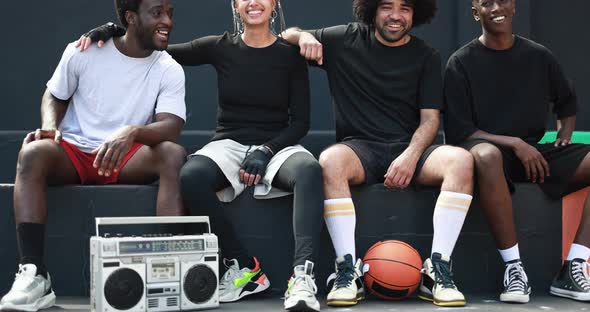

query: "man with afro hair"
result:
(283, 0), (474, 308)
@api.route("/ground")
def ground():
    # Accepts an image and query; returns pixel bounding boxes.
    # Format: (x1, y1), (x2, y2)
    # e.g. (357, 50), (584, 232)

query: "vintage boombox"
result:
(90, 216), (219, 312)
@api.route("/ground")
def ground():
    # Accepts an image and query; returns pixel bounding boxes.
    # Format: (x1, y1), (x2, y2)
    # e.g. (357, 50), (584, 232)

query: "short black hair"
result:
(114, 0), (143, 28)
(353, 0), (437, 27)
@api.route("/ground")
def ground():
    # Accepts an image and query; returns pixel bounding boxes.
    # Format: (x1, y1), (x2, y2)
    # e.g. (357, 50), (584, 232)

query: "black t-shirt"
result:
(444, 36), (576, 145)
(310, 23), (442, 143)
(167, 33), (310, 153)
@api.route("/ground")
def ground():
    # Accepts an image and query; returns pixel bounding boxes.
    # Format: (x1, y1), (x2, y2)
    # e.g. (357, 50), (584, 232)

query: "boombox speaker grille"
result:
(183, 264), (217, 304)
(104, 268), (144, 310)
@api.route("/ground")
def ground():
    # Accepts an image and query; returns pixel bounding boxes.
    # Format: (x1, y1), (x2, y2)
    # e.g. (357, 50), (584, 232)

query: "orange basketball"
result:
(363, 240), (423, 300)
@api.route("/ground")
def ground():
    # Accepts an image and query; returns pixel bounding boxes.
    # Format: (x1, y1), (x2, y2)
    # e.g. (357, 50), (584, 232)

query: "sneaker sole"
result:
(219, 280), (271, 303)
(417, 293), (433, 302)
(433, 299), (466, 307)
(418, 293), (465, 306)
(327, 298), (360, 307)
(284, 299), (320, 312)
(500, 293), (530, 303)
(550, 286), (590, 302)
(0, 291), (56, 312)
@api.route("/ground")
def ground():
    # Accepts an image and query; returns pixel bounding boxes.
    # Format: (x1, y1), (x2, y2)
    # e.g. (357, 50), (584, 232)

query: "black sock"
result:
(17, 223), (47, 278)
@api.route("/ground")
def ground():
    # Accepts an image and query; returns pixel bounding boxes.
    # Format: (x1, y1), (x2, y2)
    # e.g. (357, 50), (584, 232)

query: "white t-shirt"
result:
(47, 39), (186, 153)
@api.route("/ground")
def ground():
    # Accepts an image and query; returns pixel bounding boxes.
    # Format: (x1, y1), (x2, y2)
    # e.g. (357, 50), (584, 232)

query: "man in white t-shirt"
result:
(0, 0), (186, 311)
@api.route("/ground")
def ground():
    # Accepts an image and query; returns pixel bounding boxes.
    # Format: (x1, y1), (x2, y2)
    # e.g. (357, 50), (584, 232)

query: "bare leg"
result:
(319, 144), (366, 198)
(14, 140), (79, 224)
(415, 145), (474, 194)
(118, 142), (186, 216)
(469, 143), (517, 249)
(569, 153), (590, 247)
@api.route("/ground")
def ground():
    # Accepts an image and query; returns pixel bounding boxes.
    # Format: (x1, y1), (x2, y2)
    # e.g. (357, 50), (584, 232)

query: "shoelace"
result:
(504, 262), (528, 292)
(334, 266), (355, 289)
(571, 261), (590, 291)
(219, 260), (241, 289)
(431, 259), (455, 289)
(291, 274), (318, 295)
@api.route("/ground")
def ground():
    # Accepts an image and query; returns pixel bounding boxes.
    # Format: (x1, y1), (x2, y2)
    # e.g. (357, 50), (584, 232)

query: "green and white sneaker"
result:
(284, 261), (319, 312)
(218, 257), (270, 303)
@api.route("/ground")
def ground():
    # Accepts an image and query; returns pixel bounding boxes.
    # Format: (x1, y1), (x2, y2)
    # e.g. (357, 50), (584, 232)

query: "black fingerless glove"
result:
(241, 148), (272, 177)
(83, 22), (126, 43)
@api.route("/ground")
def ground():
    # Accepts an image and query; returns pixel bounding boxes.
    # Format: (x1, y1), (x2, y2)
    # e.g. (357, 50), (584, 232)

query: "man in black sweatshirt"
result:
(444, 0), (590, 304)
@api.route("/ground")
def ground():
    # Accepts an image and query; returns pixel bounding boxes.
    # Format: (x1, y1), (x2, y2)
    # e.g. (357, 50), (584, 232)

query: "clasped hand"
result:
(240, 149), (271, 186)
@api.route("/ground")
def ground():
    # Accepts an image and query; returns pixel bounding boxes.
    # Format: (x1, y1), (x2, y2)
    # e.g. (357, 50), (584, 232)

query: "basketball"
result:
(363, 240), (423, 300)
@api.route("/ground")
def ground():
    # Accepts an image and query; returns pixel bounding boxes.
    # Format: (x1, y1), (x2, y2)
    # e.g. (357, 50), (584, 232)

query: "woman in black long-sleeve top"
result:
(80, 1), (322, 310)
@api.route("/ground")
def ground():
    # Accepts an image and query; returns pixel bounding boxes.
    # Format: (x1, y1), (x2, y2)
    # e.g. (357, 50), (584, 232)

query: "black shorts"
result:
(461, 139), (590, 199)
(338, 139), (441, 186)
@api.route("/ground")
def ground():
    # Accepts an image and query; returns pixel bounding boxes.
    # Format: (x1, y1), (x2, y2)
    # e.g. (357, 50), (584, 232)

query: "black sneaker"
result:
(500, 260), (531, 303)
(550, 258), (590, 301)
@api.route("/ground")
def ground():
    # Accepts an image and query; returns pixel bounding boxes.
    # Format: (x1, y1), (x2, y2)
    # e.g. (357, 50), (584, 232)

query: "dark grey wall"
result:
(1, 0), (587, 131)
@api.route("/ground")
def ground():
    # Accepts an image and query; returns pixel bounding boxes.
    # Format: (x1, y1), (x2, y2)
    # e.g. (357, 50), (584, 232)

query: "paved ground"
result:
(25, 295), (590, 312)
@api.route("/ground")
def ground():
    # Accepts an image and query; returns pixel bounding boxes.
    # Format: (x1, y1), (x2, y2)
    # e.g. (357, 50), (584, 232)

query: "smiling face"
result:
(472, 0), (515, 36)
(234, 0), (276, 29)
(131, 0), (174, 51)
(374, 0), (414, 46)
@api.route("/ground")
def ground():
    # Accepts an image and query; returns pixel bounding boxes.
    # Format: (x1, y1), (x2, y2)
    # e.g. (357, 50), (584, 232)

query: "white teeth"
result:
(493, 16), (506, 23)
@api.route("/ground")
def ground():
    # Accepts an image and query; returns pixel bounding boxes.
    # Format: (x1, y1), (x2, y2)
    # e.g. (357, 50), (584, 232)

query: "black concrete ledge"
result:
(0, 183), (561, 297)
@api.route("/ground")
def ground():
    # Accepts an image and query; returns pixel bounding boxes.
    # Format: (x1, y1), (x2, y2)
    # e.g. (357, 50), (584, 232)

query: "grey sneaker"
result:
(0, 264), (56, 312)
(550, 258), (590, 301)
(218, 257), (270, 303)
(500, 260), (531, 303)
(284, 261), (319, 312)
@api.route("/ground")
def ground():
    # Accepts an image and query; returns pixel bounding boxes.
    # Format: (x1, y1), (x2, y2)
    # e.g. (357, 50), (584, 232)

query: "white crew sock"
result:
(499, 244), (521, 263)
(431, 191), (472, 258)
(324, 198), (356, 260)
(566, 243), (590, 261)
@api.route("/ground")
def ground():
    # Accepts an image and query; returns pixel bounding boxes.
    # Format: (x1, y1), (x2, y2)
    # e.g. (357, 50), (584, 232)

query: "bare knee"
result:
(445, 148), (474, 184)
(153, 142), (187, 173)
(471, 143), (503, 171)
(17, 141), (60, 178)
(319, 149), (348, 186)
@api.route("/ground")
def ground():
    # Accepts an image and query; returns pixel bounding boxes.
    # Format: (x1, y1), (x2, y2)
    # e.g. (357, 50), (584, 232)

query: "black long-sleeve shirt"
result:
(444, 36), (577, 145)
(168, 32), (310, 153)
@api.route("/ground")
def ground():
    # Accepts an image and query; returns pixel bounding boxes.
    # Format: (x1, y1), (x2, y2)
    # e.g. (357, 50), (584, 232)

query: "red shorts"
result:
(60, 140), (144, 185)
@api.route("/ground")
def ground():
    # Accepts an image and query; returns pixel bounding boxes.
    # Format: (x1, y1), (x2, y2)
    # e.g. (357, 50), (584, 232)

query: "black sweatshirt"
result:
(168, 32), (310, 153)
(310, 23), (443, 143)
(444, 36), (577, 145)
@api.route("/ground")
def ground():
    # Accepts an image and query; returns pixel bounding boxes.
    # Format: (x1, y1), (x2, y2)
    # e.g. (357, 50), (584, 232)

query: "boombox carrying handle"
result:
(95, 216), (211, 237)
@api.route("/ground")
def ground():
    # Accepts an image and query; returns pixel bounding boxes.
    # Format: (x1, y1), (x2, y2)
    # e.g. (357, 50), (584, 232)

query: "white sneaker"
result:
(326, 254), (364, 306)
(218, 257), (270, 303)
(500, 260), (531, 303)
(284, 261), (319, 312)
(0, 264), (56, 312)
(418, 253), (466, 307)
